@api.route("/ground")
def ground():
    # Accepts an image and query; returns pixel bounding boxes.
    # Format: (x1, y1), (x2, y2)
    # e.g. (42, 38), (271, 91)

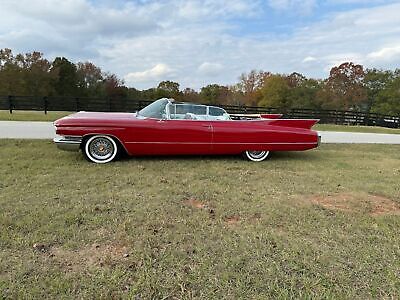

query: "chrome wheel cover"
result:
(245, 150), (270, 162)
(247, 151), (266, 159)
(85, 135), (117, 163)
(89, 137), (114, 160)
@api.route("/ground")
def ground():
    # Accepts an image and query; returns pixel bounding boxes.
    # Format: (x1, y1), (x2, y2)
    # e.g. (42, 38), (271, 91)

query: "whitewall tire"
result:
(244, 150), (270, 162)
(84, 135), (118, 163)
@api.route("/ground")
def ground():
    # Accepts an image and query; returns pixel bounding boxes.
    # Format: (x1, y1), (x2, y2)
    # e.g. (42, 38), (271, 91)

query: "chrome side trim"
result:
(54, 136), (82, 151)
(125, 141), (318, 145)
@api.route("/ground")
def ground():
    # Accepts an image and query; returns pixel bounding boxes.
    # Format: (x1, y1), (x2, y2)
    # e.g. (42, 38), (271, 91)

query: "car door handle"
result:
(202, 124), (212, 129)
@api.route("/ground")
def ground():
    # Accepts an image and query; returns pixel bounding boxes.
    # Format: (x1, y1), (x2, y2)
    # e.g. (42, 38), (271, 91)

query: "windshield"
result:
(138, 98), (169, 119)
(138, 98), (230, 120)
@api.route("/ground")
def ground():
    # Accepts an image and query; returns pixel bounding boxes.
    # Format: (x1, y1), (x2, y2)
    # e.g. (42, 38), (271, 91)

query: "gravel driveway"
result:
(1, 121), (400, 144)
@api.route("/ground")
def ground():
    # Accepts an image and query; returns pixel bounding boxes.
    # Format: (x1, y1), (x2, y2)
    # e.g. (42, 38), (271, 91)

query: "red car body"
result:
(54, 99), (320, 163)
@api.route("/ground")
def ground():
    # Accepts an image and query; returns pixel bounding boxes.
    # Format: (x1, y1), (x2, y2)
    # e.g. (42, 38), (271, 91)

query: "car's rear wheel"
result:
(84, 135), (118, 163)
(244, 150), (270, 162)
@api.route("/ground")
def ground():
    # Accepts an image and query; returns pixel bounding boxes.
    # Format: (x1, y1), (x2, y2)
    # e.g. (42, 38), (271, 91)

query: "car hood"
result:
(54, 111), (137, 127)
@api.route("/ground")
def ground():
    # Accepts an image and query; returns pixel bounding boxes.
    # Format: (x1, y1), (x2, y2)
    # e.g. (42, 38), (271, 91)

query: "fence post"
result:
(43, 96), (48, 114)
(8, 95), (13, 114)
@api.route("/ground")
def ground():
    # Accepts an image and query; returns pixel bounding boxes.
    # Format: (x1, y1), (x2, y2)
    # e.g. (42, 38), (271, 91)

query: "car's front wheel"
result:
(244, 150), (270, 162)
(84, 135), (118, 163)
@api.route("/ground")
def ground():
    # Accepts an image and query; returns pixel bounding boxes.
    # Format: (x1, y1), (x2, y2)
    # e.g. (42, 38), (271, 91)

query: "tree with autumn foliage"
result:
(77, 62), (104, 97)
(317, 62), (367, 110)
(237, 70), (271, 106)
(0, 49), (56, 96)
(1, 48), (400, 116)
(102, 73), (127, 98)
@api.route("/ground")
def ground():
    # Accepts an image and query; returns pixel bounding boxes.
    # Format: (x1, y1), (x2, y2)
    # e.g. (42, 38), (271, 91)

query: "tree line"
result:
(1, 48), (399, 115)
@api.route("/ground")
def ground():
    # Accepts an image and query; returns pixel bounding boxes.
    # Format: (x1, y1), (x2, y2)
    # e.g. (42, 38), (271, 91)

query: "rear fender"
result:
(267, 119), (319, 129)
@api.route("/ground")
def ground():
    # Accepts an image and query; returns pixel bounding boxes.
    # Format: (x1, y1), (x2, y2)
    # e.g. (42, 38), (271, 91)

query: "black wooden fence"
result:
(1, 95), (399, 128)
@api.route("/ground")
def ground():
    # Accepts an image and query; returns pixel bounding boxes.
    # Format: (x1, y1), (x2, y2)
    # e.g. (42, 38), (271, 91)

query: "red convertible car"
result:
(54, 98), (320, 163)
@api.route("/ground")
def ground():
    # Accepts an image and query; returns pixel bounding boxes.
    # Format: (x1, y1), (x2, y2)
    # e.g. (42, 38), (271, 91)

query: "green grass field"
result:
(0, 110), (71, 122)
(314, 124), (400, 134)
(0, 140), (399, 298)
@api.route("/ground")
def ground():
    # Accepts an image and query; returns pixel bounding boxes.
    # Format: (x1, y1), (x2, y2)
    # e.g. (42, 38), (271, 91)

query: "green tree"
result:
(371, 76), (400, 115)
(289, 78), (322, 109)
(363, 69), (396, 112)
(199, 84), (230, 104)
(156, 80), (181, 99)
(127, 87), (142, 101)
(0, 48), (55, 96)
(22, 51), (55, 96)
(0, 48), (24, 95)
(182, 88), (200, 103)
(51, 57), (78, 96)
(76, 62), (103, 97)
(258, 75), (291, 108)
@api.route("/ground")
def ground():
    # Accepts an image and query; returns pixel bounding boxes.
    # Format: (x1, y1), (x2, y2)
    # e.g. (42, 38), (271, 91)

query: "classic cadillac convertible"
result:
(54, 98), (320, 163)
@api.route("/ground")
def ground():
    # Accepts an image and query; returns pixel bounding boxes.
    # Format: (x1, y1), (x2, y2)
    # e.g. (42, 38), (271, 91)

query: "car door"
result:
(156, 119), (213, 154)
(126, 104), (213, 155)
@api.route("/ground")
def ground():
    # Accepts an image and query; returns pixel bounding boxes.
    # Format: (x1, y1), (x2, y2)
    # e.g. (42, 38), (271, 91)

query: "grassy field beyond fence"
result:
(0, 110), (71, 122)
(0, 140), (399, 298)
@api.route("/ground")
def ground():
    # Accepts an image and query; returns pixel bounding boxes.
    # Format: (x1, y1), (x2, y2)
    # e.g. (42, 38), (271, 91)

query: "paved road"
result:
(1, 121), (400, 144)
(319, 131), (400, 144)
(0, 121), (55, 139)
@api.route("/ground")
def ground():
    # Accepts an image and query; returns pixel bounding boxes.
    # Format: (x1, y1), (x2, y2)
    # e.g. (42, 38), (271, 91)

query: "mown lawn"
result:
(314, 123), (400, 134)
(0, 140), (399, 299)
(0, 110), (71, 122)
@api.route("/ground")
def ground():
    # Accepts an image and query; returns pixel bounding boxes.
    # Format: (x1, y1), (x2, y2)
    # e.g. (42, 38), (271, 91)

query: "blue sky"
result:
(1, 0), (400, 89)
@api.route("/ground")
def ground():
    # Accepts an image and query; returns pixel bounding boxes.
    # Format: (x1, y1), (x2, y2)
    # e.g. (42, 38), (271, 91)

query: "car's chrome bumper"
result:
(54, 136), (82, 151)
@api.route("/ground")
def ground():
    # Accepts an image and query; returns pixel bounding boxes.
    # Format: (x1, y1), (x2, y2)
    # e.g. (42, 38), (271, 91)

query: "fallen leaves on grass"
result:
(308, 192), (400, 216)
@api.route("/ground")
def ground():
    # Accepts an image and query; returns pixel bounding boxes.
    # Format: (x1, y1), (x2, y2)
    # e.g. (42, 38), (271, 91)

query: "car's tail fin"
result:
(260, 114), (282, 119)
(268, 119), (319, 129)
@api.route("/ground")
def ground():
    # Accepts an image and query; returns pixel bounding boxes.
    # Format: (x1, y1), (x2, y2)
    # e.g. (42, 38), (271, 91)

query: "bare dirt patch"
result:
(184, 198), (208, 209)
(48, 243), (130, 271)
(308, 192), (400, 216)
(225, 215), (241, 226)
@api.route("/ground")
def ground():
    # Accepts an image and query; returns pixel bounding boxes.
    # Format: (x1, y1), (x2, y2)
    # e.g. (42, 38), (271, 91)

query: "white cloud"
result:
(1, 0), (400, 89)
(198, 62), (223, 76)
(178, 0), (259, 19)
(367, 45), (400, 63)
(302, 56), (317, 63)
(267, 0), (317, 15)
(124, 64), (174, 84)
(326, 0), (393, 4)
